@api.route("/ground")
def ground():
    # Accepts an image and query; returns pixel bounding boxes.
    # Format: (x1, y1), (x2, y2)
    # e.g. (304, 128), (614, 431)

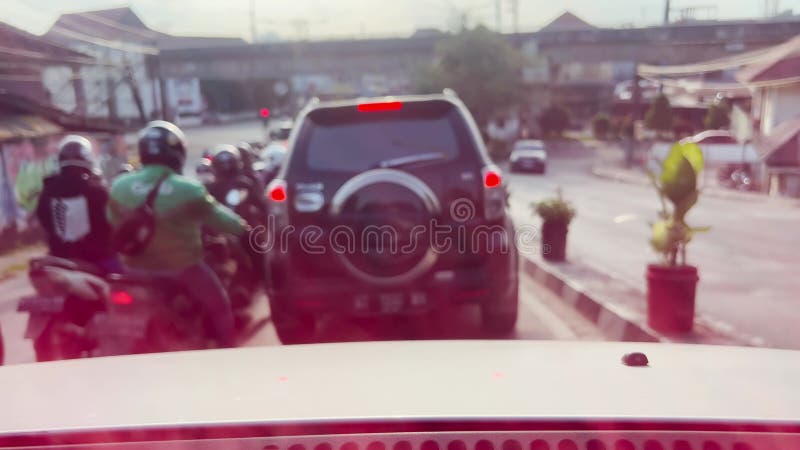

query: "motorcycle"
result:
(718, 163), (758, 191)
(17, 257), (107, 361)
(86, 273), (211, 357)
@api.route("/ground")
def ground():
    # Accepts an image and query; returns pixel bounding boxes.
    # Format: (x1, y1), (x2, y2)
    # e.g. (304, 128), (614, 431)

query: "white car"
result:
(651, 130), (758, 166)
(509, 140), (547, 174)
(1, 341), (799, 449)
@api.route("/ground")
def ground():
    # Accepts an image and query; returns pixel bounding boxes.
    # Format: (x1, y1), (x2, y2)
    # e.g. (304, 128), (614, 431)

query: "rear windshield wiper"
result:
(373, 152), (447, 169)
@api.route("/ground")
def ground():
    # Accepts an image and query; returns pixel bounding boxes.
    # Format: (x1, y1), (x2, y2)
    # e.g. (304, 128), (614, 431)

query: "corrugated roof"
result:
(737, 35), (800, 85)
(0, 115), (62, 142)
(756, 116), (800, 162)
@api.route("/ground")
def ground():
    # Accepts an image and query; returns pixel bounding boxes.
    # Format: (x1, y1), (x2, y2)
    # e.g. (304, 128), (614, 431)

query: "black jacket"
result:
(35, 172), (115, 261)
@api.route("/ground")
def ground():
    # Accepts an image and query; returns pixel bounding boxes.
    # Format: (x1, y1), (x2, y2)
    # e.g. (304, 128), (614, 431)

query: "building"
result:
(736, 36), (800, 196)
(44, 7), (245, 123)
(0, 21), (92, 108)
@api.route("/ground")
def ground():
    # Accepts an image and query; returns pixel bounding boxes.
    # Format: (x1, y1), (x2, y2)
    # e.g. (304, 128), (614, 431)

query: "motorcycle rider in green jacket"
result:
(108, 121), (247, 347)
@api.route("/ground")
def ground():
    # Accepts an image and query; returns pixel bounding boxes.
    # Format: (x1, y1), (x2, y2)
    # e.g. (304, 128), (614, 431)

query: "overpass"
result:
(159, 18), (800, 83)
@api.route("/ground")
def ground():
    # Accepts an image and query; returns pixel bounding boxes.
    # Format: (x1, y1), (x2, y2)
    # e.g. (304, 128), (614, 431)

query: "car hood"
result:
(1, 341), (799, 435)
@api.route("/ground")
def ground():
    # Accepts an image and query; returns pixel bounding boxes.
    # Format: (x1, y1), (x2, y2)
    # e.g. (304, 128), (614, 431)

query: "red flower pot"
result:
(646, 264), (699, 333)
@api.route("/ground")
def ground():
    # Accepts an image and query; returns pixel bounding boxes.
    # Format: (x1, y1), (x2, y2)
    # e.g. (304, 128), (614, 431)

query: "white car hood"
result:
(1, 341), (799, 435)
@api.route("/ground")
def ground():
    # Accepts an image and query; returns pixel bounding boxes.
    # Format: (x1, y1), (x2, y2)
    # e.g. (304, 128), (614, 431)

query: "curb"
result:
(521, 254), (763, 346)
(591, 165), (800, 207)
(522, 256), (661, 343)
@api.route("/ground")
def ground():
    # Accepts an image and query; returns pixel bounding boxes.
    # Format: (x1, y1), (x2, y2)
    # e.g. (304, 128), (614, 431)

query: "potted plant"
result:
(647, 142), (709, 333)
(533, 189), (576, 262)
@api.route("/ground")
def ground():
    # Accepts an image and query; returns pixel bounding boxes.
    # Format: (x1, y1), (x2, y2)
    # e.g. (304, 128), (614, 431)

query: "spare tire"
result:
(330, 169), (441, 286)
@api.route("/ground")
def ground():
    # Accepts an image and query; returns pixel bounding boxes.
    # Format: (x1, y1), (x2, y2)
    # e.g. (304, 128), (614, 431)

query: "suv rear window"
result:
(295, 101), (475, 172)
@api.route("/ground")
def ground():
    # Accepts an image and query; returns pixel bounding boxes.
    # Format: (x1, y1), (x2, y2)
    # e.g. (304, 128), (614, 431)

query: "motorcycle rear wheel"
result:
(34, 323), (86, 362)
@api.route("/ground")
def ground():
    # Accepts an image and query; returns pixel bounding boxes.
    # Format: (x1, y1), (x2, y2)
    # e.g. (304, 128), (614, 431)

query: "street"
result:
(0, 121), (603, 365)
(507, 143), (800, 349)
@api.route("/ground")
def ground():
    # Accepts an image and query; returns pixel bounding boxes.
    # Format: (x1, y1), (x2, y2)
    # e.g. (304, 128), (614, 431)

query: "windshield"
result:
(2, 0), (800, 431)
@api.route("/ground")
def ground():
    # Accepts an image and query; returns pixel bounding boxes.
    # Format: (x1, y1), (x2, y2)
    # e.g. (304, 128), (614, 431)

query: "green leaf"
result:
(661, 155), (697, 205)
(678, 142), (704, 174)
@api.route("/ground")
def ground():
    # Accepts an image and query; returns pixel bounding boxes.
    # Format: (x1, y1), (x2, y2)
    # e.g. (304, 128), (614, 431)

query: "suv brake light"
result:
(267, 180), (287, 202)
(482, 166), (505, 221)
(110, 291), (133, 305)
(357, 101), (403, 112)
(484, 169), (502, 188)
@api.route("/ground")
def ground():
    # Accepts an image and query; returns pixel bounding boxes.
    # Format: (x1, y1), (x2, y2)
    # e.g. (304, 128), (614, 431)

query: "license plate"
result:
(17, 295), (65, 314)
(353, 292), (428, 315)
(91, 314), (149, 338)
(522, 161), (535, 167)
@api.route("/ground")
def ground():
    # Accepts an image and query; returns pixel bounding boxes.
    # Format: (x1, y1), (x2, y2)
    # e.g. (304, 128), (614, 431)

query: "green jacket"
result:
(108, 164), (246, 271)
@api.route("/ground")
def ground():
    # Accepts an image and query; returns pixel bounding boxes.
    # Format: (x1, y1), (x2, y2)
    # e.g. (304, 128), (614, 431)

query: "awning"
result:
(0, 114), (62, 142)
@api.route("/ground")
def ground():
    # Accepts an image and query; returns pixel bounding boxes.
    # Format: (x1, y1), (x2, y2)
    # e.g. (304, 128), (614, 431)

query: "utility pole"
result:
(510, 0), (519, 33)
(495, 0), (502, 32)
(250, 0), (257, 43)
(664, 0), (671, 24)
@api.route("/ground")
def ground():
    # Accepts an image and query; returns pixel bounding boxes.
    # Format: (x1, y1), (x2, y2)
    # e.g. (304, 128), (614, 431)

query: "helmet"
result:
(236, 141), (259, 172)
(137, 120), (187, 172)
(195, 158), (214, 184)
(210, 145), (243, 178)
(57, 135), (98, 175)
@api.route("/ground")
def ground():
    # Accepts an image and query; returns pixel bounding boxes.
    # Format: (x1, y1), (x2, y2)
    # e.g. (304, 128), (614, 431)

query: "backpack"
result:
(112, 173), (170, 256)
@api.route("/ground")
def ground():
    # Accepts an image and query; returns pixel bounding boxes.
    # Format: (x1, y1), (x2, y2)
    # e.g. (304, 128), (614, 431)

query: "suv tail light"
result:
(267, 180), (287, 202)
(267, 179), (289, 228)
(482, 165), (505, 221)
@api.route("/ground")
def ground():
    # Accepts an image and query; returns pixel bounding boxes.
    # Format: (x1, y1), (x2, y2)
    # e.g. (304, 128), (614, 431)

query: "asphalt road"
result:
(0, 121), (603, 366)
(507, 145), (800, 349)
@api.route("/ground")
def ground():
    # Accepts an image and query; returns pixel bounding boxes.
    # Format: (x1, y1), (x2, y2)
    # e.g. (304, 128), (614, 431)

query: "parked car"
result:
(265, 93), (519, 343)
(651, 130), (757, 166)
(509, 139), (547, 173)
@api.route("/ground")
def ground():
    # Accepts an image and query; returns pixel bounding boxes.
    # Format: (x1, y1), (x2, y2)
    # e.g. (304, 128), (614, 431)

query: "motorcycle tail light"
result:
(110, 291), (133, 305)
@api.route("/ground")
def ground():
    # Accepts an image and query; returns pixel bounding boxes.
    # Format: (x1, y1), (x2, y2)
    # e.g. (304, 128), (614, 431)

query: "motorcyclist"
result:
(207, 145), (268, 226)
(235, 141), (267, 189)
(107, 121), (247, 348)
(36, 135), (122, 275)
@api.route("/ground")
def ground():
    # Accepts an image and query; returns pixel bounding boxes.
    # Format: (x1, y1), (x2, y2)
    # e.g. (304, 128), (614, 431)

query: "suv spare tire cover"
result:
(330, 169), (441, 286)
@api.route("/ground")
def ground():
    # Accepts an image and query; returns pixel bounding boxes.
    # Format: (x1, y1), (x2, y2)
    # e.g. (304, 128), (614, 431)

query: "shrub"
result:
(592, 113), (611, 140)
(538, 105), (570, 137)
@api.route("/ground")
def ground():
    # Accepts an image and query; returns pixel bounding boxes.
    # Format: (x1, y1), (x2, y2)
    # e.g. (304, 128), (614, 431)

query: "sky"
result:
(3, 0), (800, 40)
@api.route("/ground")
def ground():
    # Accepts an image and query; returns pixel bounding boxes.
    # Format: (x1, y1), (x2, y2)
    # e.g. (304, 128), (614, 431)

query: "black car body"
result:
(264, 94), (519, 343)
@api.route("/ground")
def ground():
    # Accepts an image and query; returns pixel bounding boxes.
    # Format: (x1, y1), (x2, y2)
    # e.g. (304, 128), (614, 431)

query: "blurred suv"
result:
(509, 140), (547, 174)
(264, 93), (519, 343)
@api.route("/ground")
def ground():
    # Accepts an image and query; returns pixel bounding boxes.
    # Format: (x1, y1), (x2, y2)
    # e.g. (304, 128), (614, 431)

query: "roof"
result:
(737, 35), (800, 85)
(756, 116), (800, 164)
(46, 7), (245, 51)
(539, 11), (595, 32)
(1, 341), (800, 440)
(0, 21), (92, 65)
(0, 115), (62, 142)
(0, 91), (123, 135)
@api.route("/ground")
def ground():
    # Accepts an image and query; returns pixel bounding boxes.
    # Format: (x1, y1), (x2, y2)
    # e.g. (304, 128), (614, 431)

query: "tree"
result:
(645, 94), (674, 137)
(704, 102), (731, 130)
(414, 26), (525, 126)
(592, 113), (611, 140)
(538, 105), (570, 137)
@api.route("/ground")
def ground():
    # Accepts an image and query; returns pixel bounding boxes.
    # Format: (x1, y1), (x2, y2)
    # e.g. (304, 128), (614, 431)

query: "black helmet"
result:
(57, 135), (98, 175)
(137, 120), (187, 172)
(210, 145), (243, 178)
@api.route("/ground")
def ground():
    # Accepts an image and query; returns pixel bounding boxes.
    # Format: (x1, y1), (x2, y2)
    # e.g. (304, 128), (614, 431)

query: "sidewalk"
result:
(592, 144), (800, 207)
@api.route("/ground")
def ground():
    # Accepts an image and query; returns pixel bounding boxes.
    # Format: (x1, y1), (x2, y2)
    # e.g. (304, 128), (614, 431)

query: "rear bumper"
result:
(268, 250), (517, 316)
(511, 158), (546, 171)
